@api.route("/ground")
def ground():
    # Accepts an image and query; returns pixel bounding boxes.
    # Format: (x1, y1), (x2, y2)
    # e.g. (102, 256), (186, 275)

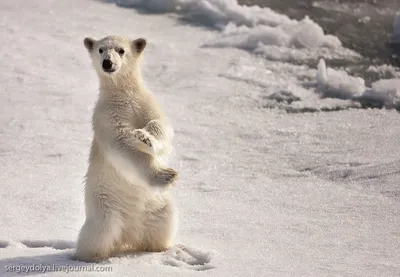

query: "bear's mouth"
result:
(103, 68), (116, 73)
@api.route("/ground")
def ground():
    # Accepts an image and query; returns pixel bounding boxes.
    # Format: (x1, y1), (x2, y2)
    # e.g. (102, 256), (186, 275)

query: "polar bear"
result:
(73, 36), (178, 262)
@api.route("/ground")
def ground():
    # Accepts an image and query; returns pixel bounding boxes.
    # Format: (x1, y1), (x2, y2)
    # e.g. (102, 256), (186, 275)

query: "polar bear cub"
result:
(73, 36), (178, 262)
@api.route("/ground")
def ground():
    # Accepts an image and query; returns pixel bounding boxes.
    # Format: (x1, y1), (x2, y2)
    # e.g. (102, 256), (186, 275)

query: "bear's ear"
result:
(84, 37), (96, 51)
(132, 38), (147, 54)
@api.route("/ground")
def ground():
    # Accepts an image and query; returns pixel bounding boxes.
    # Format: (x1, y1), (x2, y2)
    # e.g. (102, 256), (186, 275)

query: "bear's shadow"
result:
(0, 240), (158, 276)
(0, 252), (80, 276)
(0, 240), (103, 276)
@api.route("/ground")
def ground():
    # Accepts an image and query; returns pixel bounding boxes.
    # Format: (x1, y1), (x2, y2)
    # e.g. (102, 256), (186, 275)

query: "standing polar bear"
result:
(73, 36), (179, 262)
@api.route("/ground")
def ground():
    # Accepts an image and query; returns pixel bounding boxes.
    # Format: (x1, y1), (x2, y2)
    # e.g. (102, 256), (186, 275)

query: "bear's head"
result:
(83, 36), (146, 77)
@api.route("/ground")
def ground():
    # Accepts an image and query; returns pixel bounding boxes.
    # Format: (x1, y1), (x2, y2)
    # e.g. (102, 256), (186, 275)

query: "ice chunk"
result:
(316, 59), (328, 85)
(289, 17), (341, 49)
(363, 79), (400, 108)
(205, 23), (290, 51)
(316, 60), (400, 110)
(316, 59), (365, 100)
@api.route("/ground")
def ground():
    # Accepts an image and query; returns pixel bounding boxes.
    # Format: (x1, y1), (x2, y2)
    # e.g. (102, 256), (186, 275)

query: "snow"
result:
(0, 0), (400, 276)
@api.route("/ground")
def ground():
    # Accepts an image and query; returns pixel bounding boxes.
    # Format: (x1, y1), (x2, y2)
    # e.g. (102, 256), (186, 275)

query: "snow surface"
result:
(0, 0), (400, 276)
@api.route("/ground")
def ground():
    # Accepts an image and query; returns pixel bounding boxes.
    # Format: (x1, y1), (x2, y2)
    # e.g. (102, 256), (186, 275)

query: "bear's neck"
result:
(99, 69), (145, 97)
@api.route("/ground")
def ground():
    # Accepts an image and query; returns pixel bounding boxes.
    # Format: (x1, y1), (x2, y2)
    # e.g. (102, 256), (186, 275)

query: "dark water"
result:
(239, 0), (400, 84)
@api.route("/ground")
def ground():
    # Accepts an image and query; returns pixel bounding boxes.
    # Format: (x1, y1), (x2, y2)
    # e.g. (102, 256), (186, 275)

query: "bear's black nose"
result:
(102, 59), (113, 71)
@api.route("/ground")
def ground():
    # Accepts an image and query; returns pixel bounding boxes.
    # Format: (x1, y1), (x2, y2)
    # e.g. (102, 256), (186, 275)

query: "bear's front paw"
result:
(132, 129), (153, 148)
(153, 168), (179, 187)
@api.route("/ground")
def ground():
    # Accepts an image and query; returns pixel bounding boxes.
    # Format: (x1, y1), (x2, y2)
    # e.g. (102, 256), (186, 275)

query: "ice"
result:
(261, 58), (400, 112)
(366, 64), (400, 79)
(316, 58), (328, 85)
(205, 17), (341, 50)
(316, 59), (366, 100)
(364, 79), (400, 109)
(113, 0), (292, 28)
(109, 0), (355, 62)
(315, 59), (400, 109)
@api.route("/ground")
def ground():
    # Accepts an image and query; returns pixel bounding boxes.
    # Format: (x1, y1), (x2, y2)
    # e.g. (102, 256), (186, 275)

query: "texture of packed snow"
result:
(1, 0), (400, 276)
(109, 0), (358, 62)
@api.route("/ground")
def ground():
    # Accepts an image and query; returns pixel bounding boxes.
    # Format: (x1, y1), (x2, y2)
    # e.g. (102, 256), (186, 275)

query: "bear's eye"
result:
(118, 49), (125, 55)
(99, 48), (103, 54)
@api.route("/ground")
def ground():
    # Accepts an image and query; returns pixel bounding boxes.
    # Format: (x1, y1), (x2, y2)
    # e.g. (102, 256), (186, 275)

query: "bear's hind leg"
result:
(73, 213), (123, 262)
(141, 195), (177, 252)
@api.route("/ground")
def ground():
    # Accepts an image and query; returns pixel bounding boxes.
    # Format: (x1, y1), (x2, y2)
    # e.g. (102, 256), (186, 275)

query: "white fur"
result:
(73, 36), (177, 262)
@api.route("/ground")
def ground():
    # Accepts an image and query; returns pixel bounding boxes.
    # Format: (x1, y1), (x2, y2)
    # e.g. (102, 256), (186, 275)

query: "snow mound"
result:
(108, 0), (355, 61)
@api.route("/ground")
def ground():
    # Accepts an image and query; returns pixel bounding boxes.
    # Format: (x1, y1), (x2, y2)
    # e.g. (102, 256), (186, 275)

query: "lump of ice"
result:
(315, 59), (400, 110)
(316, 58), (328, 85)
(113, 0), (292, 28)
(289, 17), (341, 49)
(110, 0), (349, 62)
(363, 79), (400, 109)
(263, 59), (400, 113)
(205, 23), (290, 51)
(316, 59), (365, 100)
(206, 16), (342, 51)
